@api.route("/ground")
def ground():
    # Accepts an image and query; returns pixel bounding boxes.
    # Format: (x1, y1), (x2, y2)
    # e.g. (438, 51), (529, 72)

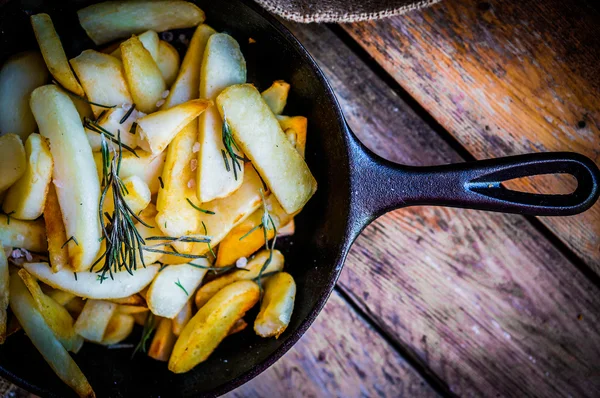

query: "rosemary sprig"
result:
(221, 115), (246, 180)
(188, 261), (239, 272)
(61, 235), (79, 249)
(186, 198), (215, 214)
(52, 80), (115, 109)
(73, 272), (78, 281)
(4, 211), (15, 225)
(84, 118), (139, 157)
(158, 176), (164, 189)
(132, 313), (156, 359)
(119, 104), (136, 124)
(201, 221), (216, 259)
(130, 122), (137, 134)
(256, 188), (277, 293)
(142, 247), (206, 259)
(146, 235), (211, 243)
(239, 223), (263, 241)
(174, 279), (188, 296)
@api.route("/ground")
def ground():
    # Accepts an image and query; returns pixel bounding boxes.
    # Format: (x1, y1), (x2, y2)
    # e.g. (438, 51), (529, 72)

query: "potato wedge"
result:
(217, 84), (317, 214)
(108, 294), (145, 306)
(70, 50), (132, 117)
(162, 24), (215, 109)
(0, 134), (26, 192)
(172, 299), (192, 336)
(64, 297), (85, 318)
(157, 41), (180, 87)
(149, 317), (177, 361)
(0, 249), (7, 343)
(18, 269), (83, 352)
(68, 93), (94, 121)
(261, 80), (290, 115)
(3, 134), (53, 220)
(43, 185), (69, 273)
(254, 272), (296, 338)
(0, 51), (48, 141)
(78, 1), (205, 45)
(121, 35), (166, 114)
(74, 299), (117, 342)
(93, 150), (166, 194)
(85, 105), (143, 151)
(102, 313), (135, 345)
(169, 280), (259, 373)
(31, 14), (85, 97)
(9, 271), (95, 397)
(277, 220), (295, 237)
(117, 305), (148, 315)
(228, 318), (248, 336)
(30, 85), (101, 271)
(136, 99), (211, 155)
(196, 249), (284, 309)
(197, 33), (247, 202)
(134, 204), (167, 265)
(277, 115), (308, 158)
(45, 289), (75, 306)
(103, 175), (151, 217)
(0, 216), (47, 252)
(111, 30), (159, 62)
(147, 260), (209, 319)
(24, 262), (160, 299)
(133, 311), (148, 326)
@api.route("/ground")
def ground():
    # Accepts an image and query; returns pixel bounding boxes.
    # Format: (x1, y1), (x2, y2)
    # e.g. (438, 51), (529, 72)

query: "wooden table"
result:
(6, 0), (600, 396)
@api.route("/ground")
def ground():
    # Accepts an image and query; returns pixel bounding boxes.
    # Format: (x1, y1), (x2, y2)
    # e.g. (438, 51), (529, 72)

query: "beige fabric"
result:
(253, 0), (440, 23)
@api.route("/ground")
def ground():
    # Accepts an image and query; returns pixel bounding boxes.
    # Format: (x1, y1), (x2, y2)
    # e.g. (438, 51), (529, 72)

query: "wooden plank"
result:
(342, 0), (600, 271)
(284, 22), (600, 397)
(226, 291), (437, 397)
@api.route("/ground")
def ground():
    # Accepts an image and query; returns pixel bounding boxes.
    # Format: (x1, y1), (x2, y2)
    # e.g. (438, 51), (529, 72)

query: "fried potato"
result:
(78, 1), (205, 45)
(136, 99), (211, 155)
(254, 272), (296, 338)
(0, 51), (48, 141)
(133, 311), (148, 326)
(64, 297), (85, 318)
(45, 289), (75, 306)
(135, 204), (167, 265)
(108, 294), (145, 306)
(147, 260), (209, 319)
(261, 80), (290, 115)
(70, 50), (132, 117)
(111, 30), (159, 61)
(116, 305), (148, 315)
(0, 216), (47, 252)
(0, 249), (8, 343)
(102, 313), (135, 345)
(68, 93), (94, 121)
(9, 271), (94, 397)
(3, 134), (53, 220)
(85, 105), (143, 151)
(18, 269), (83, 352)
(24, 262), (160, 299)
(197, 33), (247, 202)
(217, 84), (317, 214)
(277, 115), (308, 158)
(121, 35), (166, 114)
(0, 134), (26, 192)
(43, 185), (69, 273)
(103, 175), (151, 217)
(172, 299), (192, 336)
(31, 14), (85, 97)
(277, 221), (295, 237)
(74, 299), (117, 342)
(157, 41), (180, 87)
(149, 317), (177, 361)
(93, 150), (166, 194)
(169, 280), (259, 373)
(30, 85), (101, 271)
(196, 249), (284, 309)
(228, 318), (248, 336)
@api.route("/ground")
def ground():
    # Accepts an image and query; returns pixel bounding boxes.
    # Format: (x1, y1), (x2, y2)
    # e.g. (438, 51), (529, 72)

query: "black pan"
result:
(1, 0), (599, 397)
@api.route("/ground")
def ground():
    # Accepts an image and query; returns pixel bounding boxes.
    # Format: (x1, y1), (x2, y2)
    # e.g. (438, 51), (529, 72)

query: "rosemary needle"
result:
(186, 198), (215, 214)
(174, 279), (188, 296)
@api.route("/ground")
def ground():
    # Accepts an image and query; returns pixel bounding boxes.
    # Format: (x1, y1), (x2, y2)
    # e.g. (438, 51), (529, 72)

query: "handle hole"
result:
(501, 173), (578, 195)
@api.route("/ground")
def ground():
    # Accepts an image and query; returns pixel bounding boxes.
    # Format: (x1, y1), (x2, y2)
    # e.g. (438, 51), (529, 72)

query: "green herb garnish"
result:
(73, 272), (78, 281)
(4, 211), (15, 225)
(174, 279), (188, 296)
(84, 118), (139, 157)
(119, 104), (136, 124)
(201, 221), (216, 259)
(186, 198), (215, 214)
(132, 313), (156, 358)
(221, 115), (248, 180)
(61, 235), (79, 249)
(52, 80), (115, 109)
(130, 122), (137, 134)
(158, 176), (164, 189)
(256, 188), (277, 293)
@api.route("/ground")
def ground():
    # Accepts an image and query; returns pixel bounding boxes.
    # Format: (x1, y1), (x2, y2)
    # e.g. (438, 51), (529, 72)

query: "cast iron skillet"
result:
(1, 0), (599, 396)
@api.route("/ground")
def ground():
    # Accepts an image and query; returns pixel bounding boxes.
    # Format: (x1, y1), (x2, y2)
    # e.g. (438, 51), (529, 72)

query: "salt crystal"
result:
(187, 178), (196, 189)
(156, 99), (165, 108)
(190, 158), (198, 171)
(161, 90), (170, 99)
(192, 142), (201, 153)
(236, 257), (248, 268)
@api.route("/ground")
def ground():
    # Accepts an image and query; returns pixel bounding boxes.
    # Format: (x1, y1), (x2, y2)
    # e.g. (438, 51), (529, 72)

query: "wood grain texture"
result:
(226, 291), (436, 398)
(342, 0), (600, 271)
(284, 21), (600, 397)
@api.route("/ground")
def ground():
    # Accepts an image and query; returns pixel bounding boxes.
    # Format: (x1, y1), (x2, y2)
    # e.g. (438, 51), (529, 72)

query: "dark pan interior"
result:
(0, 0), (353, 396)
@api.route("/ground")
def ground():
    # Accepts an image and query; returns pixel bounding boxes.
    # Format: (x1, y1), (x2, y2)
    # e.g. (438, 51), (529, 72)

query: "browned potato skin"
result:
(228, 318), (248, 336)
(254, 272), (296, 338)
(149, 317), (177, 362)
(44, 184), (69, 273)
(169, 280), (260, 373)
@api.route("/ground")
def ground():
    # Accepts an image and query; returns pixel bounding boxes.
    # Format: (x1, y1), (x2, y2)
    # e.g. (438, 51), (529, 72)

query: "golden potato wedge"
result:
(70, 50), (132, 117)
(157, 41), (180, 87)
(217, 84), (317, 214)
(261, 80), (290, 115)
(108, 294), (145, 306)
(0, 134), (26, 192)
(102, 313), (135, 345)
(136, 99), (211, 155)
(3, 134), (53, 220)
(254, 272), (296, 338)
(103, 175), (151, 217)
(116, 305), (149, 315)
(43, 185), (69, 273)
(133, 311), (148, 326)
(45, 289), (75, 306)
(31, 14), (85, 97)
(147, 260), (209, 319)
(149, 317), (177, 362)
(30, 85), (101, 271)
(0, 216), (47, 252)
(169, 280), (259, 373)
(85, 105), (143, 151)
(18, 269), (83, 352)
(196, 250), (284, 309)
(24, 262), (160, 299)
(64, 297), (85, 318)
(74, 299), (117, 342)
(9, 271), (95, 397)
(228, 318), (248, 336)
(111, 30), (159, 61)
(162, 24), (215, 109)
(197, 33), (247, 202)
(93, 150), (166, 194)
(0, 249), (7, 343)
(172, 299), (192, 336)
(68, 93), (94, 121)
(78, 1), (205, 45)
(0, 51), (48, 141)
(277, 115), (308, 158)
(121, 35), (166, 114)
